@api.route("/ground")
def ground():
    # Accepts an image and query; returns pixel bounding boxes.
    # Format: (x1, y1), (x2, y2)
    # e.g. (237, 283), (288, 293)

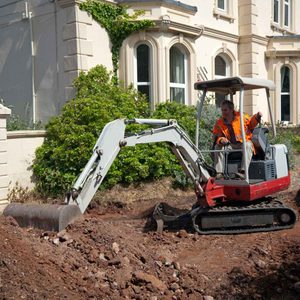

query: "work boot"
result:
(235, 169), (245, 180)
(215, 173), (224, 180)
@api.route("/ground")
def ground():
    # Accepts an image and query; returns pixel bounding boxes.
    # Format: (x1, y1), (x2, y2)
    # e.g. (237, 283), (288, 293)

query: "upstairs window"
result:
(214, 0), (234, 22)
(273, 0), (280, 24)
(217, 0), (227, 12)
(136, 44), (151, 101)
(284, 0), (290, 27)
(272, 0), (292, 30)
(170, 46), (186, 104)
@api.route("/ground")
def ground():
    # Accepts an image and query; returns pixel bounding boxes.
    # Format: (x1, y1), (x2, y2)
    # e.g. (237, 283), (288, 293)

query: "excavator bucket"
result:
(3, 203), (82, 232)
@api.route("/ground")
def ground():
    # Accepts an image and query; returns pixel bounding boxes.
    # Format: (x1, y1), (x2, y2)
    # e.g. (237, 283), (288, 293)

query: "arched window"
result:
(280, 66), (291, 121)
(215, 55), (227, 77)
(170, 46), (186, 104)
(214, 55), (231, 106)
(136, 44), (151, 101)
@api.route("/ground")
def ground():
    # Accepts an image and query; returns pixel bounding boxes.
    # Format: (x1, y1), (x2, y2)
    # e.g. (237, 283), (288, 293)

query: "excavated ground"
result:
(1, 156), (300, 300)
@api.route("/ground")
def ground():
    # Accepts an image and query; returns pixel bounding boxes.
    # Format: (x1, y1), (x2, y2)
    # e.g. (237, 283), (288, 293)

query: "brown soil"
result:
(1, 157), (300, 300)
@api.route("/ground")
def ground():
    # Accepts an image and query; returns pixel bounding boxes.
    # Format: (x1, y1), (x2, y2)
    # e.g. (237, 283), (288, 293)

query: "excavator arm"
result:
(66, 118), (211, 214)
(4, 117), (215, 232)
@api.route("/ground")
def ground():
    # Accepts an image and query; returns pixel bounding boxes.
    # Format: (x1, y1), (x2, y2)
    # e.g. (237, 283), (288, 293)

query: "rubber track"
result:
(192, 200), (297, 235)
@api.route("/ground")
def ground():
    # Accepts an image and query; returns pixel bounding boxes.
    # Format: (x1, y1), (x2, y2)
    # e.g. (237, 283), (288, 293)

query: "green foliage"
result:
(269, 127), (300, 168)
(33, 65), (150, 196)
(292, 135), (300, 154)
(80, 0), (154, 83)
(197, 98), (221, 150)
(7, 113), (43, 131)
(152, 101), (197, 137)
(287, 127), (300, 154)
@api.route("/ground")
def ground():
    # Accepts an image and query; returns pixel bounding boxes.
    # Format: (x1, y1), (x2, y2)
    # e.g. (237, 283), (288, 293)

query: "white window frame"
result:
(280, 66), (291, 122)
(134, 43), (152, 102)
(213, 0), (234, 22)
(284, 0), (291, 28)
(214, 56), (231, 80)
(169, 46), (187, 105)
(273, 0), (281, 25)
(272, 0), (293, 31)
(217, 0), (227, 12)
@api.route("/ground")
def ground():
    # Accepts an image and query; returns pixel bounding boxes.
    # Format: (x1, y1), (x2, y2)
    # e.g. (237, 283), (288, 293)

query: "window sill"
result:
(213, 10), (235, 23)
(270, 22), (295, 35)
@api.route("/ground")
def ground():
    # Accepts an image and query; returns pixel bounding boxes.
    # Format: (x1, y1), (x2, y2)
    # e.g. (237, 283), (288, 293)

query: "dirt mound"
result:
(1, 161), (300, 299)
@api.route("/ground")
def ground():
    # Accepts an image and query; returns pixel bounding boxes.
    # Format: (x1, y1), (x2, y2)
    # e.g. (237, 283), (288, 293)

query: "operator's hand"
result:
(219, 137), (230, 145)
(256, 111), (263, 122)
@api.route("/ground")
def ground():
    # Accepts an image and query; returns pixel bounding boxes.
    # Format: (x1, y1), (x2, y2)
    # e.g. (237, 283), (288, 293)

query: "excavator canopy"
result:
(194, 76), (275, 95)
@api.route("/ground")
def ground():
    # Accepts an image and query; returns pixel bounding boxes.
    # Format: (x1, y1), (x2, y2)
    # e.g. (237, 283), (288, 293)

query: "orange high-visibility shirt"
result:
(212, 111), (259, 145)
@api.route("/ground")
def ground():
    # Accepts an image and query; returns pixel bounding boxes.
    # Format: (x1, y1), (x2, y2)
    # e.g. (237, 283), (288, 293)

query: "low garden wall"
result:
(7, 130), (45, 190)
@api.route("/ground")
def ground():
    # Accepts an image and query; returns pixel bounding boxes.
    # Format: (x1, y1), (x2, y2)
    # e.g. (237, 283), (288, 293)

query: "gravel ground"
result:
(0, 156), (300, 300)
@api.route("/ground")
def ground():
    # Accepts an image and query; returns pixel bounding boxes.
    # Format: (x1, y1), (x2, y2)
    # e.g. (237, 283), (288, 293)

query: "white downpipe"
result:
(25, 2), (36, 124)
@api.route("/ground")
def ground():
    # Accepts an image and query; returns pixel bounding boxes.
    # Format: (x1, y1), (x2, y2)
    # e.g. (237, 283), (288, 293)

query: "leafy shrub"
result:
(33, 65), (149, 196)
(287, 127), (300, 154)
(32, 65), (219, 197)
(292, 135), (300, 154)
(197, 99), (221, 163)
(269, 127), (300, 168)
(7, 113), (43, 131)
(152, 101), (197, 137)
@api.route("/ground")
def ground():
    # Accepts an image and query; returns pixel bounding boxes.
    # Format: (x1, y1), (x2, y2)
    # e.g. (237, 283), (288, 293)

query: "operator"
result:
(212, 100), (262, 179)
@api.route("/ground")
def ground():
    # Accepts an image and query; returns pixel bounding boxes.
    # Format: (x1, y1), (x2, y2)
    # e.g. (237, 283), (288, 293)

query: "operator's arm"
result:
(248, 112), (262, 131)
(212, 121), (228, 145)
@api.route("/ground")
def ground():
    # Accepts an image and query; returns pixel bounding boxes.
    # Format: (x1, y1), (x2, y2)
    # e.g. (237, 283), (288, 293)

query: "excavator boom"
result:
(4, 118), (211, 231)
(66, 118), (210, 214)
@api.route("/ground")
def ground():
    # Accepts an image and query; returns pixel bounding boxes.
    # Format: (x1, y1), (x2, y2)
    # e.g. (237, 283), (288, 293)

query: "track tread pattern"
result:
(192, 200), (297, 235)
(152, 200), (297, 235)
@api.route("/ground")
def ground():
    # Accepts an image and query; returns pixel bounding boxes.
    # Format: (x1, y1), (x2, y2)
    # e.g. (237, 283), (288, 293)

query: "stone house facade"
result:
(0, 0), (299, 124)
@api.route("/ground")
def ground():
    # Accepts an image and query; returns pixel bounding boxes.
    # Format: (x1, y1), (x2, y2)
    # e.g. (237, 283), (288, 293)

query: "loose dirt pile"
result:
(1, 159), (300, 300)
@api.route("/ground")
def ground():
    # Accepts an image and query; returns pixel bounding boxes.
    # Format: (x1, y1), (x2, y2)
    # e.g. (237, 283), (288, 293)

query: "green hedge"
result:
(270, 127), (300, 168)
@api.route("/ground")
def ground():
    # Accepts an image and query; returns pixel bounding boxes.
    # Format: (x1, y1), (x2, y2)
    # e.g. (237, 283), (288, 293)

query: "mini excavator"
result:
(3, 77), (297, 233)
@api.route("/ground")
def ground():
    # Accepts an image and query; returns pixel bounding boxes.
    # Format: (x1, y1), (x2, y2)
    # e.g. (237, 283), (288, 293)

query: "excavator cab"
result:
(194, 77), (276, 180)
(153, 77), (296, 234)
(194, 77), (290, 203)
(144, 77), (296, 234)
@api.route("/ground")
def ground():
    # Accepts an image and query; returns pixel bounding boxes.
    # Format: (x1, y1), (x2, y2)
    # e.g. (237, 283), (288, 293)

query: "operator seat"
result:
(226, 126), (270, 162)
(251, 127), (270, 160)
(212, 126), (271, 177)
(225, 127), (270, 176)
